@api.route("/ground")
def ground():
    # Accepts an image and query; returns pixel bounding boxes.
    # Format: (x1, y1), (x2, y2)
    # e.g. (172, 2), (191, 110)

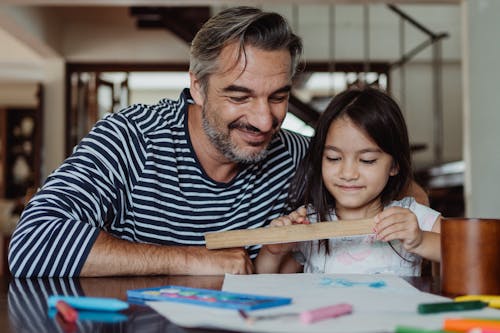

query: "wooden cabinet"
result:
(0, 111), (5, 197)
(0, 84), (42, 200)
(0, 107), (42, 199)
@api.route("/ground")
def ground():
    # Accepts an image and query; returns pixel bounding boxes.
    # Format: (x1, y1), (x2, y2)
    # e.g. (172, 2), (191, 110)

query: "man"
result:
(8, 6), (309, 277)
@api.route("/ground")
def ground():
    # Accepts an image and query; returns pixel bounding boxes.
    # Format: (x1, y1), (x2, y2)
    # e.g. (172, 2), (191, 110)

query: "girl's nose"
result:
(339, 161), (359, 180)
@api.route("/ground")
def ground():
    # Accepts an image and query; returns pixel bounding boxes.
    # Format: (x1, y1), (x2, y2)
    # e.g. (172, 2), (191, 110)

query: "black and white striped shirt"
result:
(9, 89), (310, 277)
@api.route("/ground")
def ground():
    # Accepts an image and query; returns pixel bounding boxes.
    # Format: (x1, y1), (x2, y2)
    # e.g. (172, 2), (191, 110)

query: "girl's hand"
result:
(374, 207), (423, 252)
(264, 206), (310, 255)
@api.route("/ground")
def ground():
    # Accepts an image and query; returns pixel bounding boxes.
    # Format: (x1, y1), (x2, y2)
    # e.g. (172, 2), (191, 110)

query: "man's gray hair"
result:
(189, 6), (303, 93)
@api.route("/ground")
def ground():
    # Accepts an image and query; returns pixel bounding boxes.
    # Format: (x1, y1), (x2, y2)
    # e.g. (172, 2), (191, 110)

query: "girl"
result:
(255, 87), (441, 276)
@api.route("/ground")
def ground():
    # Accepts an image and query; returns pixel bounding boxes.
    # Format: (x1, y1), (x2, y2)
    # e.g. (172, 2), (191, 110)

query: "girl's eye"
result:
(325, 156), (341, 162)
(361, 159), (377, 164)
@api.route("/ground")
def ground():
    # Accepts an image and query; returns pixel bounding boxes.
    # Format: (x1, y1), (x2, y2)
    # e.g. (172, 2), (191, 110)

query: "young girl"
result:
(255, 87), (441, 276)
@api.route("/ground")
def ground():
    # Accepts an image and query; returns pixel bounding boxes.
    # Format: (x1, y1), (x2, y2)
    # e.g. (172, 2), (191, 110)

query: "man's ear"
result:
(189, 71), (204, 106)
(389, 162), (399, 176)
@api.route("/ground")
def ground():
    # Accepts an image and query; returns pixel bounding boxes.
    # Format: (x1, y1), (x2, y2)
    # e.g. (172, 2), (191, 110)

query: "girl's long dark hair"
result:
(286, 87), (412, 253)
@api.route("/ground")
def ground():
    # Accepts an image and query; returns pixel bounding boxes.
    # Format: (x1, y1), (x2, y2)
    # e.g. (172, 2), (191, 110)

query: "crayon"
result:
(395, 325), (452, 333)
(55, 300), (78, 323)
(418, 301), (488, 314)
(299, 303), (353, 324)
(238, 303), (352, 325)
(444, 318), (500, 332)
(455, 295), (500, 309)
(48, 295), (129, 312)
(468, 328), (500, 333)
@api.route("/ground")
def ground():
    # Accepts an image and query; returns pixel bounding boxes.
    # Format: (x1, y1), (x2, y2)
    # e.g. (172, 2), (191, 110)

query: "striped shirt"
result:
(8, 89), (310, 277)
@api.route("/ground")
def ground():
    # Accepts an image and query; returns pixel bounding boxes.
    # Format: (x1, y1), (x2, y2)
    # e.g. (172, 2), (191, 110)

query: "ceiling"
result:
(0, 0), (461, 5)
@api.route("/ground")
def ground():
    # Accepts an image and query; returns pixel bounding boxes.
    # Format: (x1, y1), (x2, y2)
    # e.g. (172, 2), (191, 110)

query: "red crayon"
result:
(55, 300), (78, 323)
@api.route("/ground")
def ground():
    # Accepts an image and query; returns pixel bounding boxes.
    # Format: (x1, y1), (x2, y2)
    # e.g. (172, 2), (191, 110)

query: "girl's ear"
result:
(389, 162), (399, 176)
(189, 71), (204, 106)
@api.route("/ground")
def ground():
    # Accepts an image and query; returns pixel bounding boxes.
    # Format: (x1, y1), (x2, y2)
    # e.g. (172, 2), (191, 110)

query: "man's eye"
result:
(269, 95), (288, 103)
(229, 96), (249, 103)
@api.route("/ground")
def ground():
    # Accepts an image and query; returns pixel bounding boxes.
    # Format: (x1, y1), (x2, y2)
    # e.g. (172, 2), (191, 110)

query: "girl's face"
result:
(321, 116), (398, 219)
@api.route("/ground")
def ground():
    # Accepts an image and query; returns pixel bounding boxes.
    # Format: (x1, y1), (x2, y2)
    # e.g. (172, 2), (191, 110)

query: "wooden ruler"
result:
(204, 218), (374, 250)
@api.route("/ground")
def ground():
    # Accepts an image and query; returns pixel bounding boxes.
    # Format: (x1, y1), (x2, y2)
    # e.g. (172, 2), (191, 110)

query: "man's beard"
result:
(201, 106), (276, 164)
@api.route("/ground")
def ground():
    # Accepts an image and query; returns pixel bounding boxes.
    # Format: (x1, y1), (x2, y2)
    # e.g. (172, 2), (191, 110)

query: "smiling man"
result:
(8, 6), (309, 277)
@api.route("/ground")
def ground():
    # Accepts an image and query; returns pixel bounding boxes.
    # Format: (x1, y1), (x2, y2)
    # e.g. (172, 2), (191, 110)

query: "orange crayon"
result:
(444, 318), (500, 332)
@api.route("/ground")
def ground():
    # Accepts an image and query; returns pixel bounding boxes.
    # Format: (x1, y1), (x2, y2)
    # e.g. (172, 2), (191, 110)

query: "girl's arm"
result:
(255, 207), (309, 273)
(409, 215), (441, 262)
(255, 246), (302, 273)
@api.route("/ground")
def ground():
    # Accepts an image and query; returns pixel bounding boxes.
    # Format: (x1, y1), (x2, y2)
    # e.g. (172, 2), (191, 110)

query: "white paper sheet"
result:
(148, 273), (500, 332)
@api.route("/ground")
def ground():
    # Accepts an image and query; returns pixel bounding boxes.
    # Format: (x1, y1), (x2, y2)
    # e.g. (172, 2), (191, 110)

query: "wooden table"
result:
(0, 275), (441, 333)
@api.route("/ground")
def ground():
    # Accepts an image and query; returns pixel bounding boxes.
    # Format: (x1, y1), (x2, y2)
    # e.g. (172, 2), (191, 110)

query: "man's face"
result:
(194, 43), (292, 164)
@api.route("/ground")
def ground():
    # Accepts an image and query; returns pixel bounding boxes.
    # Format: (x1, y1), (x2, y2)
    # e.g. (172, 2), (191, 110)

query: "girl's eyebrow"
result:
(324, 145), (382, 154)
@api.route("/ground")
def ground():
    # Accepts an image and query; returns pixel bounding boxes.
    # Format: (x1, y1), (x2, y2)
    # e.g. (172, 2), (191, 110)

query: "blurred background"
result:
(0, 0), (498, 275)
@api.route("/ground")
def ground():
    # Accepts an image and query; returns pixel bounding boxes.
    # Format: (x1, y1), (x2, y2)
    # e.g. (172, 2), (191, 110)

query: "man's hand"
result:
(192, 247), (254, 275)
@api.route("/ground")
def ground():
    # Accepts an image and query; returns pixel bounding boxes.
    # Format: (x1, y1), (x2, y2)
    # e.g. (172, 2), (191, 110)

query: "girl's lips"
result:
(336, 185), (364, 191)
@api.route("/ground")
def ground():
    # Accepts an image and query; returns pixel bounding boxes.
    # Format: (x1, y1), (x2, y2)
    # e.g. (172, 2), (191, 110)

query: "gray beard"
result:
(201, 110), (269, 164)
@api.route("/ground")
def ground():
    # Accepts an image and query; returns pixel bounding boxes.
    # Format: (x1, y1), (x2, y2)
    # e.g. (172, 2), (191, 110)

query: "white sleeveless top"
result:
(294, 197), (440, 276)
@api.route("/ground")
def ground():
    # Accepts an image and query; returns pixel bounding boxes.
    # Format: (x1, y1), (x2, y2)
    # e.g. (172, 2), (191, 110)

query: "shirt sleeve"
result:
(279, 130), (310, 168)
(8, 111), (147, 277)
(411, 201), (441, 231)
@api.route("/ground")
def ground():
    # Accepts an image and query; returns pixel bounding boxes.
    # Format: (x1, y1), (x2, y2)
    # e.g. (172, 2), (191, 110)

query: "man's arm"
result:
(403, 180), (429, 206)
(9, 113), (253, 277)
(81, 232), (254, 276)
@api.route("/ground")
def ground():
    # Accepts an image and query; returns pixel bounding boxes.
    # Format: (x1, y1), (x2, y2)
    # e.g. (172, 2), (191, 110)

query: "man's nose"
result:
(248, 100), (275, 133)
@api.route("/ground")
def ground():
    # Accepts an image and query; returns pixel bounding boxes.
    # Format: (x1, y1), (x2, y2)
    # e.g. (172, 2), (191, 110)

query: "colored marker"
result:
(299, 303), (353, 324)
(444, 318), (500, 332)
(418, 301), (488, 314)
(55, 300), (78, 323)
(395, 325), (452, 333)
(48, 295), (129, 312)
(455, 295), (500, 309)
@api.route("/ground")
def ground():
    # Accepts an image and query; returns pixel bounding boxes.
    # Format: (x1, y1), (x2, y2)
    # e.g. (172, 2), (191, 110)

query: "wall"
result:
(392, 61), (462, 169)
(463, 0), (500, 217)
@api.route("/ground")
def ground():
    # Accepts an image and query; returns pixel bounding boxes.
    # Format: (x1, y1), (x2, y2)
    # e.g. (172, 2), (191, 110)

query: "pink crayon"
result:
(299, 303), (353, 324)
